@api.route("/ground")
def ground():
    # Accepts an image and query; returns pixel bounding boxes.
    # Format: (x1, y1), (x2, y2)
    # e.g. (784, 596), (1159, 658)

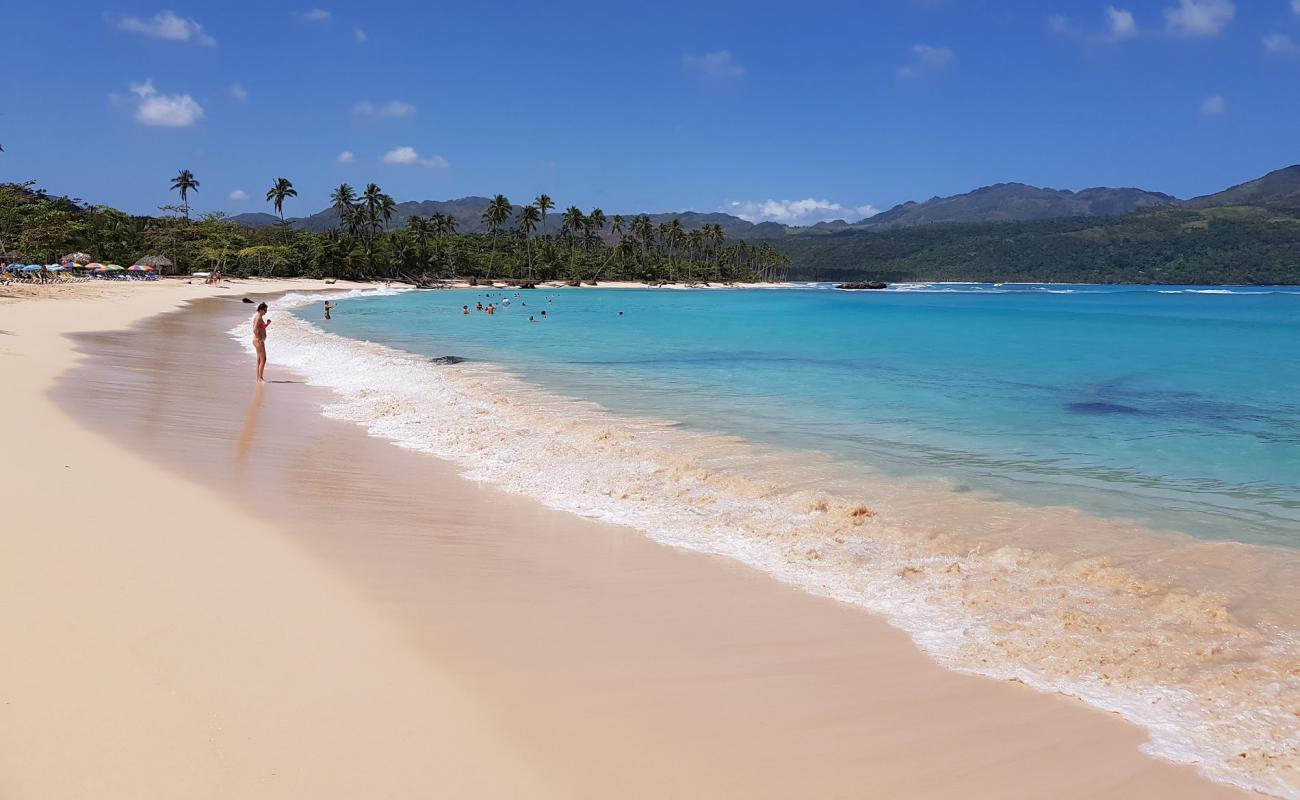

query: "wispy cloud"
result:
(337, 150), (355, 163)
(354, 26), (367, 42)
(1263, 33), (1299, 55)
(228, 83), (248, 101)
(1104, 6), (1138, 40)
(1293, 0), (1300, 14)
(120, 80), (205, 127)
(897, 44), (953, 78)
(381, 146), (448, 168)
(726, 198), (879, 225)
(117, 11), (216, 46)
(682, 51), (747, 80)
(1200, 94), (1226, 115)
(353, 100), (416, 118)
(297, 8), (332, 22)
(1164, 0), (1234, 37)
(229, 190), (248, 201)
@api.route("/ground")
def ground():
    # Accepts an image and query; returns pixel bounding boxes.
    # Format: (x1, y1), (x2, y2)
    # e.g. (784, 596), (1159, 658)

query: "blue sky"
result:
(2, 0), (1297, 223)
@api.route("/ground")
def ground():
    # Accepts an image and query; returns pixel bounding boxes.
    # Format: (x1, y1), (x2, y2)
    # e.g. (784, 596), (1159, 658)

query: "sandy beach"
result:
(0, 279), (1260, 798)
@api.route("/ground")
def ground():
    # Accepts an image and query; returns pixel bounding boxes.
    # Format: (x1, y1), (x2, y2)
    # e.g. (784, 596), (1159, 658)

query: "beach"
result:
(0, 279), (1267, 798)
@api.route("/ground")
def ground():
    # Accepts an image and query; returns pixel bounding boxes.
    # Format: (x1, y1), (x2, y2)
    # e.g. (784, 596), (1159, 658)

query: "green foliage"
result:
(772, 207), (1300, 284)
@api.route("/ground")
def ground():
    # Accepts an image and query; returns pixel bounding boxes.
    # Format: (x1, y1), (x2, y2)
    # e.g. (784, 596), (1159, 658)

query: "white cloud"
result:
(337, 150), (355, 163)
(123, 80), (204, 127)
(1200, 94), (1226, 115)
(354, 26), (367, 42)
(1294, 0), (1300, 14)
(353, 100), (416, 118)
(228, 82), (248, 101)
(1105, 6), (1138, 39)
(381, 146), (449, 168)
(1263, 33), (1299, 55)
(682, 51), (747, 79)
(1164, 0), (1234, 37)
(229, 190), (248, 201)
(297, 9), (332, 22)
(726, 199), (879, 226)
(117, 11), (216, 46)
(897, 44), (954, 78)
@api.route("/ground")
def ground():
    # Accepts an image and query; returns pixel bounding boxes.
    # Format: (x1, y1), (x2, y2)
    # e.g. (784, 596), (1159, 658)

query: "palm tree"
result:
(330, 183), (357, 227)
(610, 214), (625, 239)
(378, 192), (396, 230)
(561, 206), (584, 272)
(535, 194), (554, 236)
(631, 215), (654, 263)
(482, 194), (512, 276)
(515, 204), (541, 279)
(360, 183), (387, 245)
(170, 169), (199, 220)
(586, 208), (606, 253)
(265, 177), (297, 242)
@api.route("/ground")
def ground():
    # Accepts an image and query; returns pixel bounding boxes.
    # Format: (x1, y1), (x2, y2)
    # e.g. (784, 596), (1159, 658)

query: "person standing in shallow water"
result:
(324, 301), (334, 320)
(252, 302), (271, 382)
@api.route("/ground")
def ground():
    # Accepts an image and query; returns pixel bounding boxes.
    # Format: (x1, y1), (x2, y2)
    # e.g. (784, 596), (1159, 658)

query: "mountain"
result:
(848, 183), (1179, 231)
(1186, 165), (1300, 210)
(226, 169), (1298, 241)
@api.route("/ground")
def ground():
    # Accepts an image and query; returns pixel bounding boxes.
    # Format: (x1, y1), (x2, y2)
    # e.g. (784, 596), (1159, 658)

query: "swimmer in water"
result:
(476, 301), (483, 311)
(529, 315), (535, 322)
(486, 304), (495, 315)
(463, 305), (469, 315)
(324, 301), (334, 320)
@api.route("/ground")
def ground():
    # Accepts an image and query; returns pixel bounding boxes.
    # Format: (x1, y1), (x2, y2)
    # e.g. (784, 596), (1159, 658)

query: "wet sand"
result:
(7, 286), (1253, 798)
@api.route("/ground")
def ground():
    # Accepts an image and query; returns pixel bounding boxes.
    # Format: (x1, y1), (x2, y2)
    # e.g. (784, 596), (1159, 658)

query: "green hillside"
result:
(772, 206), (1300, 285)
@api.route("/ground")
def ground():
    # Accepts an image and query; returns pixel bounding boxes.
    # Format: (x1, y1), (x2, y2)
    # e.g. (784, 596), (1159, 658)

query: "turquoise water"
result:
(313, 284), (1300, 548)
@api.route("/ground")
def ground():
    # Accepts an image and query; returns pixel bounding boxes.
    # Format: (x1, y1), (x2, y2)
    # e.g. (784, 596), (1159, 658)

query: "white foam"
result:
(231, 288), (1300, 799)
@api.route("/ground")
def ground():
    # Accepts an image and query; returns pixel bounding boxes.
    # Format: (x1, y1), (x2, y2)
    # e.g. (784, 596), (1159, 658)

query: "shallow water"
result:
(254, 284), (1300, 798)
(317, 284), (1300, 546)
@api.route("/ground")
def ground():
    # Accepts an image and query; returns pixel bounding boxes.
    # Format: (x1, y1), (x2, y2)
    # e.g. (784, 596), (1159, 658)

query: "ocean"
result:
(246, 283), (1300, 798)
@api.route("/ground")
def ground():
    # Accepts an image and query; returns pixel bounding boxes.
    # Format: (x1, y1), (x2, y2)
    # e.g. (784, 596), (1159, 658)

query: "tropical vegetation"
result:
(0, 174), (790, 284)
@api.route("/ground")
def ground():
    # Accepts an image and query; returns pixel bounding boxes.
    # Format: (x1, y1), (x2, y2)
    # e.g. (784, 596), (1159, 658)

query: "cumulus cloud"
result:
(354, 26), (367, 42)
(726, 198), (879, 226)
(682, 51), (746, 79)
(1263, 33), (1299, 55)
(1200, 94), (1226, 115)
(117, 11), (216, 46)
(1104, 6), (1138, 40)
(897, 44), (953, 78)
(381, 146), (449, 168)
(353, 100), (416, 118)
(337, 150), (355, 163)
(297, 9), (332, 22)
(229, 190), (248, 201)
(228, 82), (248, 101)
(124, 80), (205, 127)
(1164, 0), (1234, 37)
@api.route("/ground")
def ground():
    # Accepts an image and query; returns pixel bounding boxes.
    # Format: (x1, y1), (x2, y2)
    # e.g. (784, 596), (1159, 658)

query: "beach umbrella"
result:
(47, 264), (65, 271)
(103, 264), (125, 271)
(127, 264), (154, 272)
(61, 252), (92, 264)
(85, 262), (103, 270)
(21, 264), (42, 271)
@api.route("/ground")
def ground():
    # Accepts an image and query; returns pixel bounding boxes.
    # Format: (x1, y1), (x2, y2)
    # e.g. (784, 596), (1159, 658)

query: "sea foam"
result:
(233, 288), (1300, 799)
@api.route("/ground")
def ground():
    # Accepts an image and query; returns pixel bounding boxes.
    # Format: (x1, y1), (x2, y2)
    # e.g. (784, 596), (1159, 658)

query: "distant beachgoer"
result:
(252, 302), (271, 382)
(462, 305), (470, 315)
(540, 310), (547, 318)
(529, 315), (536, 322)
(486, 304), (495, 315)
(476, 301), (483, 311)
(619, 311), (624, 316)
(324, 301), (334, 320)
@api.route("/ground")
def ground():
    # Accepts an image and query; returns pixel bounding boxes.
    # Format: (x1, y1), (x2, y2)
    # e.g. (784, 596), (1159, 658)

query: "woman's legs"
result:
(255, 343), (266, 382)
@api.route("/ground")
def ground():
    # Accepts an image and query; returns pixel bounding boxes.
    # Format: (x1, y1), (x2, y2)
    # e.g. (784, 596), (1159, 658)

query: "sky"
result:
(2, 0), (1298, 224)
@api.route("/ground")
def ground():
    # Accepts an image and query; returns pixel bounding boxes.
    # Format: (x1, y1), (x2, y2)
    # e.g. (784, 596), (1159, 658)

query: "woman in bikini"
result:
(252, 302), (271, 382)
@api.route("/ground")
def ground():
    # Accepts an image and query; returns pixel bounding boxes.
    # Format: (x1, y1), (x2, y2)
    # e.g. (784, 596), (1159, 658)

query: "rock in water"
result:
(430, 356), (465, 365)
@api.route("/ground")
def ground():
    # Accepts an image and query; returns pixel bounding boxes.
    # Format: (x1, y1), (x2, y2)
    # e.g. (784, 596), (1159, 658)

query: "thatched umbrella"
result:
(134, 255), (174, 274)
(61, 251), (92, 264)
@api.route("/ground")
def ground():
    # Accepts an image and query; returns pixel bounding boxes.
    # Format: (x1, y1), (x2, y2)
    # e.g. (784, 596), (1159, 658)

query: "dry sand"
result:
(0, 278), (1261, 798)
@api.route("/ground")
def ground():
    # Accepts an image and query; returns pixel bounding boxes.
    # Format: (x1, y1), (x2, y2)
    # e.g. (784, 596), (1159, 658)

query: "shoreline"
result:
(1, 279), (1267, 798)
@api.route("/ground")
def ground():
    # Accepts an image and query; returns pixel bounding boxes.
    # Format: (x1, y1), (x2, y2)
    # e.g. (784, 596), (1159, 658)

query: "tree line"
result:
(0, 171), (791, 284)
